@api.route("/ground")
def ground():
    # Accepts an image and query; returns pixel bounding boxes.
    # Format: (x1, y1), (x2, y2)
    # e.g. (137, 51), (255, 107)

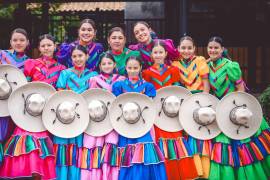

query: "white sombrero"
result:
(110, 92), (155, 138)
(42, 90), (89, 138)
(179, 93), (221, 140)
(154, 86), (192, 132)
(0, 64), (27, 117)
(82, 88), (116, 137)
(8, 82), (55, 132)
(216, 92), (262, 140)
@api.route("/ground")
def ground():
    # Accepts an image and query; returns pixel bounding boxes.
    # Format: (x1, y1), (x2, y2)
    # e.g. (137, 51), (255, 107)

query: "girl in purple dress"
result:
(57, 19), (104, 71)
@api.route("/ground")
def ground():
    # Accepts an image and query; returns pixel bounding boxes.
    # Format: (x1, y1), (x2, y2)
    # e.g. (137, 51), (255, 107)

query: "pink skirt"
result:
(0, 127), (56, 180)
(81, 130), (119, 180)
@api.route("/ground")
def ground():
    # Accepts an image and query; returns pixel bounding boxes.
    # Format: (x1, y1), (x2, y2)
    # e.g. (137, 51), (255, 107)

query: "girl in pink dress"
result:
(0, 34), (65, 179)
(80, 52), (125, 180)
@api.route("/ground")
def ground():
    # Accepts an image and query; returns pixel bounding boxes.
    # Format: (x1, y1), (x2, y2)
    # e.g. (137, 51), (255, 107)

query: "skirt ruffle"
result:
(158, 137), (193, 160)
(80, 146), (103, 169)
(101, 143), (119, 167)
(0, 134), (55, 179)
(119, 142), (164, 167)
(187, 136), (213, 157)
(4, 134), (54, 158)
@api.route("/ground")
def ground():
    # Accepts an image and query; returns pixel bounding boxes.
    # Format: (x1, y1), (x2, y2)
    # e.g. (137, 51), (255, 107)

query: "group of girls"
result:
(0, 18), (269, 180)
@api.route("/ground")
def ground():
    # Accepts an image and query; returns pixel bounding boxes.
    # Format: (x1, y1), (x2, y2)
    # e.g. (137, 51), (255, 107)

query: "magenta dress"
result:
(80, 73), (125, 180)
(0, 56), (66, 179)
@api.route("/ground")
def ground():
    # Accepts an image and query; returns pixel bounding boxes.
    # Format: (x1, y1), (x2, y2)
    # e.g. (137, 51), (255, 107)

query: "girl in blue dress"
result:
(112, 56), (167, 180)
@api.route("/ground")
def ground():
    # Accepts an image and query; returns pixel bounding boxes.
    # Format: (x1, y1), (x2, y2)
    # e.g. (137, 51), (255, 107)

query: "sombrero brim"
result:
(110, 92), (155, 139)
(179, 93), (221, 140)
(216, 92), (262, 140)
(82, 88), (115, 137)
(42, 90), (89, 138)
(0, 64), (27, 116)
(8, 82), (55, 132)
(154, 86), (191, 132)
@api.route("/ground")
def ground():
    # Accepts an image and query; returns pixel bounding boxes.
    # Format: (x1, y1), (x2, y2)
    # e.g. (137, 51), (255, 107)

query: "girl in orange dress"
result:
(143, 40), (198, 180)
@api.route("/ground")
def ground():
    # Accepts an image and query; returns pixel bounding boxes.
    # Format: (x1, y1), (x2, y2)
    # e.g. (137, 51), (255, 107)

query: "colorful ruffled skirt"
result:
(187, 136), (213, 178)
(154, 126), (199, 180)
(209, 117), (270, 180)
(118, 131), (167, 180)
(53, 134), (83, 180)
(0, 127), (56, 179)
(81, 130), (119, 180)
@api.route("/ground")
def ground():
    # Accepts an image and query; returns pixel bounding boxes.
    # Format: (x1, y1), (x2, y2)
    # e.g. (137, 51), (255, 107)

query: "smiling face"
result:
(151, 45), (167, 65)
(126, 59), (141, 78)
(99, 57), (115, 74)
(78, 23), (96, 44)
(39, 38), (56, 58)
(133, 23), (151, 44)
(10, 32), (29, 53)
(207, 41), (224, 61)
(108, 31), (126, 52)
(71, 49), (88, 68)
(178, 39), (195, 59)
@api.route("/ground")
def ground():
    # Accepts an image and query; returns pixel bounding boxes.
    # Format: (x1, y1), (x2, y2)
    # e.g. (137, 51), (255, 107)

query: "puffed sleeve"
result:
(197, 56), (209, 78)
(56, 69), (68, 90)
(163, 39), (180, 61)
(144, 82), (156, 98)
(227, 60), (242, 82)
(24, 59), (35, 82)
(56, 43), (73, 66)
(112, 81), (123, 97)
(128, 44), (140, 51)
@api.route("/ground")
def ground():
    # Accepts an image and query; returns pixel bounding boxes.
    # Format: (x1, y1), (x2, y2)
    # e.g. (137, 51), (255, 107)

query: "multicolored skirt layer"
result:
(118, 142), (166, 180)
(0, 127), (56, 180)
(209, 118), (270, 179)
(53, 135), (83, 180)
(81, 131), (119, 180)
(154, 126), (199, 180)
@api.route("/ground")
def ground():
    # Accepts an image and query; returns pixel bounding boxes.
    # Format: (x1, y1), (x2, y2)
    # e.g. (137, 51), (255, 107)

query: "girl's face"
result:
(78, 23), (96, 43)
(71, 49), (88, 68)
(126, 59), (141, 77)
(108, 31), (126, 52)
(10, 32), (29, 53)
(133, 23), (151, 44)
(178, 39), (195, 59)
(207, 41), (224, 60)
(39, 38), (56, 58)
(151, 45), (167, 65)
(99, 57), (115, 74)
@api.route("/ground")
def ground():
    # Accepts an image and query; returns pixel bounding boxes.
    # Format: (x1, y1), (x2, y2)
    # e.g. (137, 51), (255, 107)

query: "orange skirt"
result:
(154, 126), (198, 180)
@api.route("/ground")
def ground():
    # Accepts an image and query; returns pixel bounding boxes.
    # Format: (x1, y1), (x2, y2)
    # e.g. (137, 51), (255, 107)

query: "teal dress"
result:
(54, 67), (97, 180)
